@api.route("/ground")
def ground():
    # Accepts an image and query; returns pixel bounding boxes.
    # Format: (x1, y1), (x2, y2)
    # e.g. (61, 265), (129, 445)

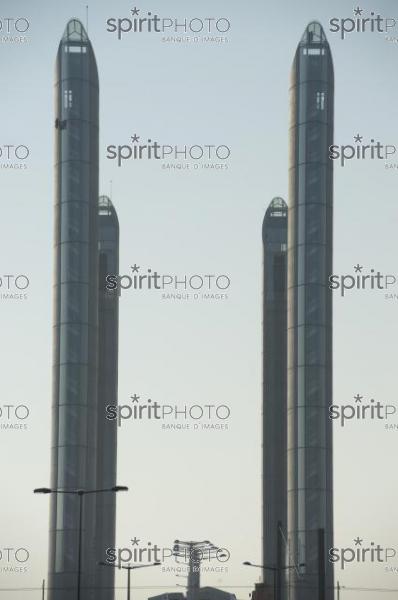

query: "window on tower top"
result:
(316, 91), (325, 111)
(64, 90), (73, 109)
(303, 48), (325, 56)
(65, 45), (87, 53)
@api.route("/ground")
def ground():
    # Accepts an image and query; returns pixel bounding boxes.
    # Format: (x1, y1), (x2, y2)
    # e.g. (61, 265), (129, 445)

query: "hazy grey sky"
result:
(1, 0), (398, 598)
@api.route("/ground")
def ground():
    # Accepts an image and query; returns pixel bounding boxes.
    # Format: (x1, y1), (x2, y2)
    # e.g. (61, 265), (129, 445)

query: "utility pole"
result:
(337, 581), (340, 600)
(42, 579), (45, 600)
(173, 540), (226, 600)
(99, 561), (160, 600)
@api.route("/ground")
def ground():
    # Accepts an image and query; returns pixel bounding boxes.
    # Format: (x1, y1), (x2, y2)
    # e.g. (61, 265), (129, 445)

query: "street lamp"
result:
(243, 561), (277, 598)
(99, 561), (161, 600)
(243, 560), (305, 600)
(34, 485), (128, 600)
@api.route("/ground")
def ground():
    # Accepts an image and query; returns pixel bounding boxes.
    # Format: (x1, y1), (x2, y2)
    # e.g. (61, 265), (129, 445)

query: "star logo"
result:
(354, 394), (363, 403)
(131, 264), (140, 273)
(354, 264), (363, 273)
(131, 537), (140, 545)
(354, 537), (363, 546)
(354, 7), (363, 16)
(131, 134), (140, 143)
(131, 394), (140, 403)
(354, 134), (363, 144)
(131, 7), (140, 16)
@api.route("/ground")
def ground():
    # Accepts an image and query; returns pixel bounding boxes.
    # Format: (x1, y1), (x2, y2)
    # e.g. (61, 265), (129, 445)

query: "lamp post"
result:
(337, 581), (345, 600)
(243, 562), (277, 599)
(243, 560), (305, 600)
(99, 561), (161, 600)
(34, 485), (128, 600)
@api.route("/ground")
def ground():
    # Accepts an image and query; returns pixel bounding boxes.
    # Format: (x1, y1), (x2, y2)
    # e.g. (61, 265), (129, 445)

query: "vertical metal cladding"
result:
(96, 196), (119, 600)
(262, 198), (288, 582)
(50, 19), (99, 600)
(287, 22), (334, 600)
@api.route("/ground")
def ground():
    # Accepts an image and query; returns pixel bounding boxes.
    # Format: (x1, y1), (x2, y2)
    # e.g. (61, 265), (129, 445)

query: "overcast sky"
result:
(1, 0), (398, 598)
